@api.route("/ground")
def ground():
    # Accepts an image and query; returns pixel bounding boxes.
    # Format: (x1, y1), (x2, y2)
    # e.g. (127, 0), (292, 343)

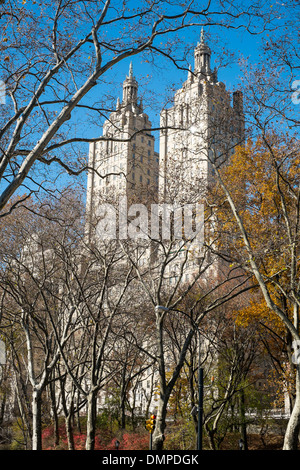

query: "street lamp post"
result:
(155, 305), (203, 451)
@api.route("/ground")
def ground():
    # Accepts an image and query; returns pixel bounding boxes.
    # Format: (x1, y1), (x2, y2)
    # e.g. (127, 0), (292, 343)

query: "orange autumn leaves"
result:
(234, 297), (284, 334)
(215, 137), (296, 259)
(212, 134), (300, 333)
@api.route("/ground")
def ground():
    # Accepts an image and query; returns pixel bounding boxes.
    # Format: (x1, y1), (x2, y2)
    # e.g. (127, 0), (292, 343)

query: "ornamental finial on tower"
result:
(129, 61), (133, 78)
(200, 26), (204, 44)
(194, 26), (213, 77)
(122, 62), (139, 110)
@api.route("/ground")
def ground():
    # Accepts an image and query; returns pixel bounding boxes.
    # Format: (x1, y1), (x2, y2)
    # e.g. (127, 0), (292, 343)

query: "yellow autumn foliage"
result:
(209, 134), (300, 329)
(235, 298), (284, 334)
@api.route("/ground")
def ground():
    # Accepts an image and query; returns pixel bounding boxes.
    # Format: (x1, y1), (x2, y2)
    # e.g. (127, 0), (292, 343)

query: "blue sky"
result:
(84, 23), (269, 151)
(78, 28), (247, 123)
(1, 0), (298, 204)
(42, 14), (297, 195)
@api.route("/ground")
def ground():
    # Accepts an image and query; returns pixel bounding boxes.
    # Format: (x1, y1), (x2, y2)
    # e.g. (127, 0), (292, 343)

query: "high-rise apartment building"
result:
(84, 30), (246, 415)
(159, 28), (244, 204)
(86, 29), (244, 250)
(85, 63), (159, 241)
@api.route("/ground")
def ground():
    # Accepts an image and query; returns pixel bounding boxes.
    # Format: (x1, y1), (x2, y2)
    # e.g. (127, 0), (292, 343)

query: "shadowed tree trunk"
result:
(283, 365), (300, 450)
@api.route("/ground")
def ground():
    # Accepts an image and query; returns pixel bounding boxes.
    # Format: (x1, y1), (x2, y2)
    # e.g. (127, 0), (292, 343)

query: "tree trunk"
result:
(76, 390), (82, 434)
(239, 389), (248, 450)
(85, 391), (97, 450)
(32, 388), (42, 450)
(49, 379), (60, 447)
(66, 411), (75, 451)
(120, 390), (126, 429)
(152, 399), (168, 450)
(206, 427), (217, 451)
(283, 365), (300, 450)
(151, 313), (196, 451)
(15, 380), (32, 449)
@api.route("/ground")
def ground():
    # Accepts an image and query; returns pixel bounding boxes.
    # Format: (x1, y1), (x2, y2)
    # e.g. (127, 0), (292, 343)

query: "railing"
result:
(245, 408), (291, 419)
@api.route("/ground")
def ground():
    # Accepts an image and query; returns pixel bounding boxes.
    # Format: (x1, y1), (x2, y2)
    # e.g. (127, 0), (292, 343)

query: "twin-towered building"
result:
(83, 30), (245, 414)
(86, 29), (244, 244)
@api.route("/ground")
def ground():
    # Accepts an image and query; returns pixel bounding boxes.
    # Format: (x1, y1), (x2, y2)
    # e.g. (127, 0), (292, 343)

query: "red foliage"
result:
(42, 424), (149, 450)
(120, 433), (149, 450)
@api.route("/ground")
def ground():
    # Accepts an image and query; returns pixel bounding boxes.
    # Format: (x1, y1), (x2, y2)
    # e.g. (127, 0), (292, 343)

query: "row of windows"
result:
(98, 136), (153, 154)
(101, 153), (159, 169)
(132, 152), (152, 160)
(168, 273), (191, 284)
(100, 151), (158, 165)
(99, 174), (158, 186)
(132, 135), (153, 146)
(98, 162), (158, 184)
(131, 165), (151, 175)
(132, 173), (151, 185)
(133, 153), (159, 164)
(132, 173), (159, 184)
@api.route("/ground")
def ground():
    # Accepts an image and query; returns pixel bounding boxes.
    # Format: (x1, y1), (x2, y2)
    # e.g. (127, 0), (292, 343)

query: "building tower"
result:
(159, 28), (244, 204)
(85, 63), (159, 241)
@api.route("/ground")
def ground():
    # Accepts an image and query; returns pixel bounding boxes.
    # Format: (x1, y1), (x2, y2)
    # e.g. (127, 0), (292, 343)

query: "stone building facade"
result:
(85, 63), (159, 242)
(82, 29), (246, 417)
(86, 29), (244, 246)
(159, 28), (244, 205)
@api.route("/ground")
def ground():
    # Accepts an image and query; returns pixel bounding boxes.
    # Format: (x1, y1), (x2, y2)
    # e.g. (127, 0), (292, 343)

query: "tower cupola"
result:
(194, 27), (212, 75)
(122, 62), (139, 112)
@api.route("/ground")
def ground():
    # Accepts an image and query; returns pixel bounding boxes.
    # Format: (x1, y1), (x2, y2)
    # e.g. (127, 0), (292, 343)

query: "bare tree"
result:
(0, 0), (279, 214)
(0, 232), (78, 450)
(115, 213), (254, 451)
(209, 133), (300, 450)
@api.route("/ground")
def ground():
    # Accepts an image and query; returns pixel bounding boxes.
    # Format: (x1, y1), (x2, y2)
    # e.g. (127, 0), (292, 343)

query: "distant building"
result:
(86, 28), (244, 243)
(84, 30), (245, 415)
(85, 63), (159, 243)
(159, 27), (244, 204)
(85, 29), (244, 290)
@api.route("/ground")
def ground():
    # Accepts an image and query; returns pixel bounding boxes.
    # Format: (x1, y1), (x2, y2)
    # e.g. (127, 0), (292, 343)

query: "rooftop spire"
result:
(194, 26), (213, 77)
(129, 61), (133, 79)
(200, 26), (204, 44)
(122, 62), (141, 112)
